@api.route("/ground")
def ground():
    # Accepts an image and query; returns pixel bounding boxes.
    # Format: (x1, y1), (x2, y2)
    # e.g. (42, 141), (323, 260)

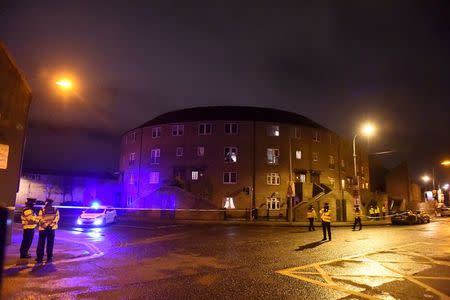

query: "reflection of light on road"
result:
(87, 228), (104, 241)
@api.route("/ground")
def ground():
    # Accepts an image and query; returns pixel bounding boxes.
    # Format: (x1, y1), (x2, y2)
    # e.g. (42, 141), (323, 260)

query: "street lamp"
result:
(441, 160), (450, 167)
(55, 78), (73, 90)
(353, 122), (376, 205)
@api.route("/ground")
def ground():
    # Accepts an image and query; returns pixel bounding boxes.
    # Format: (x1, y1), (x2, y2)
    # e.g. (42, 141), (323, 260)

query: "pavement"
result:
(2, 218), (449, 299)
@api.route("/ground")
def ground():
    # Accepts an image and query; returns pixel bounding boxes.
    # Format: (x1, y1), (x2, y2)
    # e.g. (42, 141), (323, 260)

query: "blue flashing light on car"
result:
(91, 201), (100, 209)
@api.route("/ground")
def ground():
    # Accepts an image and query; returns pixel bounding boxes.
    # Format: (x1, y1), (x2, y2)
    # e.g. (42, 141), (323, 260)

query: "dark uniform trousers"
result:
(353, 217), (362, 230)
(20, 229), (34, 258)
(322, 221), (331, 240)
(308, 218), (315, 231)
(36, 227), (56, 260)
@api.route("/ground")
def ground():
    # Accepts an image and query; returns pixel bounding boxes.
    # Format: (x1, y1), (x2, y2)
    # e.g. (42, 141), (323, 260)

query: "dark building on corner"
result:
(120, 106), (370, 221)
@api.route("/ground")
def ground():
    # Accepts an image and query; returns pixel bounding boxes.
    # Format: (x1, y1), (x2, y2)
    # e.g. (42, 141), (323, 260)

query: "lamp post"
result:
(352, 123), (376, 206)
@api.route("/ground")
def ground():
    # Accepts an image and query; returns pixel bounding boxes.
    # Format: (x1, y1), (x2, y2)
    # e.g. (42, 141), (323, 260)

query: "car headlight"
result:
(93, 218), (103, 226)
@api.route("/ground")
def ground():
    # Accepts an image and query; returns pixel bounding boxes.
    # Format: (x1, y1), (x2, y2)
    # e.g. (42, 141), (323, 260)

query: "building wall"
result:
(120, 117), (370, 219)
(16, 173), (121, 207)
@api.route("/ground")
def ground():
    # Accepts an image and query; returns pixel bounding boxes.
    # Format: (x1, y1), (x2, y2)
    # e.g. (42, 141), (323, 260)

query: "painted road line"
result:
(3, 237), (103, 271)
(277, 241), (449, 299)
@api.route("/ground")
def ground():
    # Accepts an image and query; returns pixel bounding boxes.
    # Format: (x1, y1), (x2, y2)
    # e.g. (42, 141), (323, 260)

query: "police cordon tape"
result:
(11, 204), (249, 212)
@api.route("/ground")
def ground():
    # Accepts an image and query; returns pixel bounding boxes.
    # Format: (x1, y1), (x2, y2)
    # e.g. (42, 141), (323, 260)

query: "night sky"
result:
(1, 1), (449, 183)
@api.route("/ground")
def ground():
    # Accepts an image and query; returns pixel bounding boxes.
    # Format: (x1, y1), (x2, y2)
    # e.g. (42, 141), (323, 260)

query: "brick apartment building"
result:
(120, 106), (369, 221)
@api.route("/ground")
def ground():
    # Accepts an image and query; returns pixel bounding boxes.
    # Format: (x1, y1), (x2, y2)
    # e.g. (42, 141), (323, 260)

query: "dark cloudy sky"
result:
(1, 1), (450, 182)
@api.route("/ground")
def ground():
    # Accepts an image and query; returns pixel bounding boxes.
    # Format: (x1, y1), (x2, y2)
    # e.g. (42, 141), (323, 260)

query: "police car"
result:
(77, 205), (117, 226)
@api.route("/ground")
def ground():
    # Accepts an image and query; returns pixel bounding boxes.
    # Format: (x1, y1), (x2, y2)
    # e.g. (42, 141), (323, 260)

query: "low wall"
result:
(119, 209), (225, 222)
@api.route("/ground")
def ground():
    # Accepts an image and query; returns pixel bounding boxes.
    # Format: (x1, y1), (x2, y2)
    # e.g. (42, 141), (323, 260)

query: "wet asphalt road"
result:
(3, 218), (450, 299)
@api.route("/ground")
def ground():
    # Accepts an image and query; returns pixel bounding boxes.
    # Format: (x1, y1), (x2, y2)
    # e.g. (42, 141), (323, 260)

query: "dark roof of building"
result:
(135, 106), (327, 130)
(22, 169), (119, 180)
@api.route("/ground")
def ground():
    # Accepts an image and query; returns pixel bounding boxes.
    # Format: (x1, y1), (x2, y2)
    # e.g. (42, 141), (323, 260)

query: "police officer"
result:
(306, 205), (317, 231)
(320, 203), (332, 241)
(20, 198), (38, 259)
(36, 199), (59, 263)
(352, 206), (362, 231)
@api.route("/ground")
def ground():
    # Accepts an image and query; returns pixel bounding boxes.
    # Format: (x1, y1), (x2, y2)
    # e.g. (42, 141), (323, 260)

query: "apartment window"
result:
(329, 177), (335, 188)
(150, 149), (160, 164)
(224, 147), (238, 163)
(291, 127), (301, 139)
(313, 131), (320, 142)
(295, 150), (302, 159)
(266, 173), (281, 185)
(126, 195), (132, 206)
(176, 147), (184, 157)
(341, 179), (346, 189)
(267, 148), (280, 164)
(313, 152), (319, 162)
(152, 127), (161, 138)
(224, 197), (235, 209)
(224, 122), (238, 135)
(197, 146), (205, 157)
(329, 134), (333, 144)
(267, 125), (280, 136)
(198, 123), (212, 135)
(191, 171), (199, 180)
(129, 152), (136, 165)
(130, 131), (136, 142)
(341, 159), (345, 168)
(267, 198), (280, 210)
(299, 174), (306, 183)
(223, 172), (237, 184)
(149, 172), (159, 184)
(129, 174), (135, 185)
(172, 124), (184, 136)
(329, 155), (335, 169)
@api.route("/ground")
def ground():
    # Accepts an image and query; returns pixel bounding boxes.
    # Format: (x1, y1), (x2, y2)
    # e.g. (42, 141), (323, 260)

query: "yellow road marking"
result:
(277, 241), (450, 299)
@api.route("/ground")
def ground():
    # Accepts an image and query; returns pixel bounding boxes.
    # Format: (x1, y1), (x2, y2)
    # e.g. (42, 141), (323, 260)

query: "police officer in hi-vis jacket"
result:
(36, 199), (60, 263)
(319, 203), (332, 241)
(20, 198), (38, 259)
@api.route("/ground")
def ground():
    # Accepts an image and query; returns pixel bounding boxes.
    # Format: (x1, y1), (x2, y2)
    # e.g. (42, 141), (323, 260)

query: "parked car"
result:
(414, 211), (431, 224)
(77, 206), (117, 226)
(440, 207), (450, 217)
(391, 211), (418, 225)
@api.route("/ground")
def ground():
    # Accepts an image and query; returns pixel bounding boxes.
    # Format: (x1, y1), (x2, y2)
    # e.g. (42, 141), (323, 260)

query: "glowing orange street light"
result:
(55, 78), (73, 90)
(421, 175), (431, 183)
(441, 160), (450, 167)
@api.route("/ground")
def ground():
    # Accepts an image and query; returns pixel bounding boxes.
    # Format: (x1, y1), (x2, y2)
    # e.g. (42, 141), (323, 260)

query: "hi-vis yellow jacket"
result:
(21, 207), (37, 229)
(306, 209), (317, 219)
(38, 207), (60, 230)
(319, 208), (332, 223)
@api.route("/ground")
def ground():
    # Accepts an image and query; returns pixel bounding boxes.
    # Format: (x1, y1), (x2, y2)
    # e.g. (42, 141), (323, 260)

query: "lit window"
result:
(129, 152), (136, 165)
(266, 173), (280, 185)
(172, 124), (184, 136)
(299, 174), (306, 183)
(329, 155), (335, 169)
(152, 127), (161, 138)
(129, 174), (135, 185)
(126, 195), (132, 206)
(197, 146), (205, 157)
(224, 147), (238, 163)
(267, 125), (280, 136)
(341, 179), (346, 189)
(224, 197), (235, 209)
(223, 172), (237, 184)
(150, 149), (160, 164)
(130, 131), (136, 142)
(267, 148), (280, 164)
(267, 198), (280, 210)
(176, 147), (184, 157)
(341, 159), (345, 168)
(329, 177), (335, 188)
(313, 131), (320, 142)
(191, 171), (199, 180)
(313, 152), (319, 162)
(224, 122), (238, 135)
(198, 123), (212, 135)
(295, 150), (302, 159)
(149, 172), (159, 184)
(329, 134), (333, 144)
